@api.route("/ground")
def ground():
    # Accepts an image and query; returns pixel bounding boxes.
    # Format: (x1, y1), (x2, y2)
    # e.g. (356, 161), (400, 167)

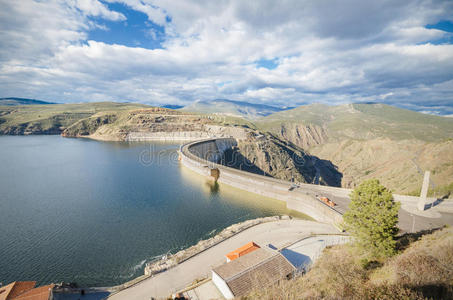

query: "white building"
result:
(212, 247), (296, 299)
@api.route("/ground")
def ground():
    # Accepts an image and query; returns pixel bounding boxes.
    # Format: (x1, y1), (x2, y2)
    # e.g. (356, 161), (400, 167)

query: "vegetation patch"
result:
(246, 227), (453, 299)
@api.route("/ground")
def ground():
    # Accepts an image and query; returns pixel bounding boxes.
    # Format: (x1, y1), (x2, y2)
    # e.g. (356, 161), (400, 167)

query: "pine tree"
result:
(344, 179), (400, 258)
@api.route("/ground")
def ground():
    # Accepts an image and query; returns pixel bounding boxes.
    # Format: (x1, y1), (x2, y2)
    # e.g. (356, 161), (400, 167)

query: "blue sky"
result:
(1, 0), (453, 115)
(425, 20), (453, 44)
(87, 2), (166, 49)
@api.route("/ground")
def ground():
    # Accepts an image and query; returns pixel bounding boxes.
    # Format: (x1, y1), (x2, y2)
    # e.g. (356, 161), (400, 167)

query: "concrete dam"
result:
(178, 137), (452, 234)
(179, 138), (345, 226)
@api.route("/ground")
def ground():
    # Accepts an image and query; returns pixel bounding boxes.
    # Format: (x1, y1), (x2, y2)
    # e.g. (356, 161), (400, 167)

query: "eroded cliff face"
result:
(62, 109), (211, 140)
(277, 123), (328, 149)
(61, 108), (251, 141)
(260, 121), (453, 195)
(222, 134), (342, 186)
(310, 138), (453, 195)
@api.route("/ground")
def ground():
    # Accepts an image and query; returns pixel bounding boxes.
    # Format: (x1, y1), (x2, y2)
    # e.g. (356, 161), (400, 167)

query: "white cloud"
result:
(105, 0), (167, 25)
(74, 0), (126, 21)
(1, 0), (453, 114)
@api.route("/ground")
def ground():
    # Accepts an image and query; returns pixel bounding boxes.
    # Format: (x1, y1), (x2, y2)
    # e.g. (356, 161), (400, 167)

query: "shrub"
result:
(344, 179), (400, 259)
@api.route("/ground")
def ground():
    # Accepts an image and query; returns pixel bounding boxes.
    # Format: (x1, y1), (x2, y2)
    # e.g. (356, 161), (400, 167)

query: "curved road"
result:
(108, 220), (338, 300)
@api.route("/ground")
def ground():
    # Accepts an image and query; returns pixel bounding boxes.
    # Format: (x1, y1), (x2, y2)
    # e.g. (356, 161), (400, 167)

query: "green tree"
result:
(344, 179), (400, 258)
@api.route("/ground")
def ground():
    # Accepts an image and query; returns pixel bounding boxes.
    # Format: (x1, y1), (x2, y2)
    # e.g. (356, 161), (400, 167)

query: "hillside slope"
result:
(248, 227), (453, 299)
(222, 134), (342, 186)
(257, 103), (453, 142)
(61, 107), (215, 140)
(0, 102), (149, 135)
(256, 103), (453, 195)
(181, 99), (289, 120)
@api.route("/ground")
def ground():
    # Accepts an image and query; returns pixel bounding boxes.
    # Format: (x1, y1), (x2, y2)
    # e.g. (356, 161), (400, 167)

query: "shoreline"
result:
(108, 218), (347, 299)
(54, 215), (299, 297)
(103, 215), (292, 295)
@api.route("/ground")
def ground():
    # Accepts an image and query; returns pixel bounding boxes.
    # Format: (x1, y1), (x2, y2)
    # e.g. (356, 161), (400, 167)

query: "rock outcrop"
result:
(278, 123), (328, 149)
(222, 134), (342, 186)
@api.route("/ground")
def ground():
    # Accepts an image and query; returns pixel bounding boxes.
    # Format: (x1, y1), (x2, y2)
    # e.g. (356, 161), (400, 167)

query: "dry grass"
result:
(244, 227), (453, 299)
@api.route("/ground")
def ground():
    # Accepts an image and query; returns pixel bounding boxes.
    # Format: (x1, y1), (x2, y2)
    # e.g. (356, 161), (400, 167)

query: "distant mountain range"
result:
(180, 99), (292, 119)
(0, 97), (56, 105)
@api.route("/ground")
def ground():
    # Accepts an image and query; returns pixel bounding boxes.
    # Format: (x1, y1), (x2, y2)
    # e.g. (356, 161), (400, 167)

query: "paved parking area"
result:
(184, 280), (224, 300)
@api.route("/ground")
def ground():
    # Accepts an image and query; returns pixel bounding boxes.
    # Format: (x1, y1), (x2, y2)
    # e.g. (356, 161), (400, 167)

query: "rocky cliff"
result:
(310, 138), (453, 195)
(278, 123), (328, 149)
(0, 102), (148, 135)
(222, 134), (342, 186)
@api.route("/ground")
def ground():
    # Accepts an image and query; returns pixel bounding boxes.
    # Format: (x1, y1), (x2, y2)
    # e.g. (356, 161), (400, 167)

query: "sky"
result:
(1, 0), (453, 114)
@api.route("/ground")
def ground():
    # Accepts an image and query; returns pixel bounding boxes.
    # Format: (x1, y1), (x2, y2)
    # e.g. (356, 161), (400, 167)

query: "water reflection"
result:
(179, 164), (311, 219)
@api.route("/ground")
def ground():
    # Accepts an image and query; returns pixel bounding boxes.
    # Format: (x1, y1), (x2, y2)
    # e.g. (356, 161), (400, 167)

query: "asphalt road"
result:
(108, 220), (338, 300)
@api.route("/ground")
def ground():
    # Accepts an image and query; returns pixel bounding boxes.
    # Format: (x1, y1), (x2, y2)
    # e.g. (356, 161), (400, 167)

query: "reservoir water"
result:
(0, 136), (303, 287)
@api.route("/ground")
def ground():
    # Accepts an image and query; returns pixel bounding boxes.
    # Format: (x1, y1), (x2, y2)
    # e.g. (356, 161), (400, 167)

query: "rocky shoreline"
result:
(107, 215), (291, 294)
(144, 215), (291, 275)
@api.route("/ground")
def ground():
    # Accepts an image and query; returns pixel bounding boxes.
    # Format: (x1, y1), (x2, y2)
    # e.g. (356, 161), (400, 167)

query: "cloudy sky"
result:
(1, 0), (453, 114)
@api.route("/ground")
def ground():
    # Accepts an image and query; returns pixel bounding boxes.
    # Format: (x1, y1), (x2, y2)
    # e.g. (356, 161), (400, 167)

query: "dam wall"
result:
(125, 126), (248, 142)
(179, 138), (437, 225)
(188, 138), (237, 163)
(180, 138), (343, 225)
(179, 137), (441, 227)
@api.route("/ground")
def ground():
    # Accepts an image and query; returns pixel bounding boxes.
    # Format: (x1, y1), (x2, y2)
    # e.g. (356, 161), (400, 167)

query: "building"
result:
(225, 241), (260, 262)
(0, 282), (54, 300)
(212, 247), (296, 299)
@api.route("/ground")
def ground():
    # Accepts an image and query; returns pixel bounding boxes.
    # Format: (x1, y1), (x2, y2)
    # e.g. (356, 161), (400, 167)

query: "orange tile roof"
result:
(225, 242), (260, 261)
(13, 284), (54, 300)
(0, 282), (36, 300)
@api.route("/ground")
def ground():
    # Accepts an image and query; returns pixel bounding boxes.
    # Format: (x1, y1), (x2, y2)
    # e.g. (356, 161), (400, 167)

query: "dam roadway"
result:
(179, 138), (453, 233)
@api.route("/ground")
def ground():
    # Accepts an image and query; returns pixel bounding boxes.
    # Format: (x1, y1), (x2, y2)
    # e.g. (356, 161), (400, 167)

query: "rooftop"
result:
(0, 282), (53, 300)
(0, 282), (36, 300)
(213, 248), (296, 297)
(14, 284), (54, 300)
(225, 241), (260, 261)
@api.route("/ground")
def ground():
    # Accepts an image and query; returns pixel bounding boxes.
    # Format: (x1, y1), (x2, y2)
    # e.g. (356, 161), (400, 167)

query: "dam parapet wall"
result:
(181, 138), (344, 225)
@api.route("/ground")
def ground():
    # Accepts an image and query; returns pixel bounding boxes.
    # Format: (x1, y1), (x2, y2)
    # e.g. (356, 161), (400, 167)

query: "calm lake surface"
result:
(0, 136), (303, 287)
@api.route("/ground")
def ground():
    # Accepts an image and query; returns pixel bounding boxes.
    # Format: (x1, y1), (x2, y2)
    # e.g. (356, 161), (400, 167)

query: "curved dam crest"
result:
(179, 138), (344, 225)
(178, 137), (447, 228)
